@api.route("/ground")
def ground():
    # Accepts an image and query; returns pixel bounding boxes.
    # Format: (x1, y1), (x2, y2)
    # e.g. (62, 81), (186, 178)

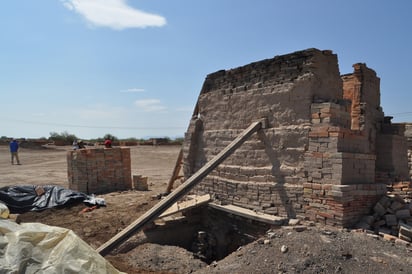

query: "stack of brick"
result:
(357, 194), (412, 242)
(304, 183), (386, 227)
(67, 147), (132, 194)
(376, 122), (409, 183)
(387, 181), (412, 200)
(403, 124), (412, 181)
(302, 97), (386, 227)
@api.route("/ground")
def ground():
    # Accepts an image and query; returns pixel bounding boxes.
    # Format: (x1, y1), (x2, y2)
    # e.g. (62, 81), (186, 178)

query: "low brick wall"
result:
(67, 147), (132, 194)
(192, 178), (305, 219)
(303, 182), (387, 227)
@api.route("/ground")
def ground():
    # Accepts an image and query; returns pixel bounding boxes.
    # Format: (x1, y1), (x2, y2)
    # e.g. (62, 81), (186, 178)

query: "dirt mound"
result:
(193, 226), (412, 274)
(108, 243), (207, 274)
(17, 198), (412, 274)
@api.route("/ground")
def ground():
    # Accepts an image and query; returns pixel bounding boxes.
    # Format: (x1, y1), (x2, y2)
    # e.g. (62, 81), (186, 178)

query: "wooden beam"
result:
(165, 148), (183, 193)
(97, 119), (264, 256)
(208, 203), (286, 225)
(159, 194), (211, 218)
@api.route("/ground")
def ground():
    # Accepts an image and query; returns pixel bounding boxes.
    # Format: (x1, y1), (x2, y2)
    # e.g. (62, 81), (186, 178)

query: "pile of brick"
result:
(387, 181), (412, 199)
(357, 193), (412, 242)
(67, 147), (132, 194)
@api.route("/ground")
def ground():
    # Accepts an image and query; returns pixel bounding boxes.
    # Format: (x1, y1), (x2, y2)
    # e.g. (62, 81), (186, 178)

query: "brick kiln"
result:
(183, 48), (410, 227)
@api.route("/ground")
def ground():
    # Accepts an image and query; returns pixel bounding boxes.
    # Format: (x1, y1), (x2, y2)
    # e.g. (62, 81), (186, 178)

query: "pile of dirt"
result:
(16, 193), (412, 274)
(193, 226), (412, 274)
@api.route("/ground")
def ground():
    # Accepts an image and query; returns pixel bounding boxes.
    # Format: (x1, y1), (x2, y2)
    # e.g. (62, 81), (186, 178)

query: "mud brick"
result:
(373, 202), (386, 216)
(399, 223), (412, 241)
(374, 196), (389, 208)
(396, 209), (411, 219)
(385, 214), (397, 226)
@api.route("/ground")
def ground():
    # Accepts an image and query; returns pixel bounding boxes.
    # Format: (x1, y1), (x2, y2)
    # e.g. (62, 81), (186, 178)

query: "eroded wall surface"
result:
(183, 48), (407, 227)
(184, 49), (341, 218)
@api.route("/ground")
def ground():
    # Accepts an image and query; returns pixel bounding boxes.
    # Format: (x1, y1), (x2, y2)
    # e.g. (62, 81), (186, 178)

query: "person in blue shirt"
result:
(9, 139), (20, 165)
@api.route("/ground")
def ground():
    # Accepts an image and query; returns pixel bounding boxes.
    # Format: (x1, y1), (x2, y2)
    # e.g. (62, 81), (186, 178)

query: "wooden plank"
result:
(208, 203), (286, 225)
(97, 119), (264, 256)
(159, 194), (211, 218)
(165, 148), (183, 193)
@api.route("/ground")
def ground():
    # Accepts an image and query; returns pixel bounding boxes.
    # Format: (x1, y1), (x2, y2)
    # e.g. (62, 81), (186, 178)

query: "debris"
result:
(356, 194), (412, 242)
(0, 185), (89, 213)
(80, 205), (98, 213)
(133, 175), (149, 191)
(83, 194), (106, 206)
(288, 218), (301, 226)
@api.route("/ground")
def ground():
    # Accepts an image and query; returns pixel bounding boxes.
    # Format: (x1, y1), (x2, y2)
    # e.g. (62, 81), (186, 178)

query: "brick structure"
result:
(403, 124), (412, 181)
(183, 48), (410, 227)
(67, 147), (132, 194)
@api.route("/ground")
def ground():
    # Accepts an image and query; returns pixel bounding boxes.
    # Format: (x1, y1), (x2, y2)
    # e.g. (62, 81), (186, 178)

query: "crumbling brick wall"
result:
(67, 147), (132, 194)
(184, 49), (342, 219)
(183, 48), (405, 227)
(403, 123), (412, 180)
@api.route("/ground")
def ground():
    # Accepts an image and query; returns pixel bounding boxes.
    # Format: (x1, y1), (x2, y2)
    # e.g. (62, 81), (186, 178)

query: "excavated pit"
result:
(142, 205), (272, 263)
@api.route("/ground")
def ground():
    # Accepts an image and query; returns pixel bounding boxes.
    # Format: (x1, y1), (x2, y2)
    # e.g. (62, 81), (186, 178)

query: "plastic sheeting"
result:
(0, 219), (124, 273)
(0, 185), (89, 214)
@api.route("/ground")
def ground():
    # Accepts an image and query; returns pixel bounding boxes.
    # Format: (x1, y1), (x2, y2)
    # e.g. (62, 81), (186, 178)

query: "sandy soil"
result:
(0, 144), (179, 189)
(1, 145), (412, 273)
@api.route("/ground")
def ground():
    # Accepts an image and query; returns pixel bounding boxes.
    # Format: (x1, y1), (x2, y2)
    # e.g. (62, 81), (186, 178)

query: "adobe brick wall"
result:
(403, 123), (412, 180)
(67, 147), (132, 194)
(184, 49), (342, 219)
(303, 183), (386, 227)
(183, 48), (409, 227)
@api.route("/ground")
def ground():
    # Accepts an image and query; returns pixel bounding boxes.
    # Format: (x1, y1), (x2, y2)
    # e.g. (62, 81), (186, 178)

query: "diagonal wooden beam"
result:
(97, 118), (265, 256)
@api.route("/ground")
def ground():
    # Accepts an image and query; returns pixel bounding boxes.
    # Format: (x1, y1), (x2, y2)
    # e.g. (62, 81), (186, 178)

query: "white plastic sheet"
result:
(0, 219), (124, 274)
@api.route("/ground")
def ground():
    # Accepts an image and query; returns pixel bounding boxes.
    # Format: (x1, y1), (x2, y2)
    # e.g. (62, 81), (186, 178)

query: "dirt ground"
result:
(1, 145), (412, 273)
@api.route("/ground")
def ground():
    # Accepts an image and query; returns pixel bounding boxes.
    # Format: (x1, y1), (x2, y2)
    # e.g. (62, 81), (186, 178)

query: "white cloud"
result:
(120, 88), (145, 93)
(134, 99), (166, 112)
(61, 0), (166, 30)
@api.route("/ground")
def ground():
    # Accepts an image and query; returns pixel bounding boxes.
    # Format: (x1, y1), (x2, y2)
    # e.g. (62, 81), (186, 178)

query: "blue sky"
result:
(1, 0), (411, 139)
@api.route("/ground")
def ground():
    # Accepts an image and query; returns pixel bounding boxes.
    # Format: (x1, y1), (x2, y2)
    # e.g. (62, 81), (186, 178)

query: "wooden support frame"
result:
(97, 118), (265, 256)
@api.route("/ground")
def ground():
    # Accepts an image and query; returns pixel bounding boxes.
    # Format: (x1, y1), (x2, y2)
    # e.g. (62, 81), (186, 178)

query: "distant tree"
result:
(103, 133), (118, 141)
(49, 131), (78, 144)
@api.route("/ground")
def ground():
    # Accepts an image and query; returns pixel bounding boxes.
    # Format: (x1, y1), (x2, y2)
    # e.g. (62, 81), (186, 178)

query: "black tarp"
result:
(0, 185), (89, 214)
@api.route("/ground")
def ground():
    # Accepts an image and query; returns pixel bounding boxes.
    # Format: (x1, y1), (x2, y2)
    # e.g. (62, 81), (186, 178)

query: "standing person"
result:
(9, 139), (20, 165)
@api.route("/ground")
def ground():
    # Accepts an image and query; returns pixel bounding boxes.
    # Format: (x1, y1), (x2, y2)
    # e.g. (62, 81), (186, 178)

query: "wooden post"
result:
(97, 119), (265, 256)
(165, 148), (183, 193)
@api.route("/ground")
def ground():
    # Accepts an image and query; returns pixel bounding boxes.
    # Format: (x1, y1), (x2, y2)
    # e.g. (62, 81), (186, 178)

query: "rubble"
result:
(356, 189), (412, 243)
